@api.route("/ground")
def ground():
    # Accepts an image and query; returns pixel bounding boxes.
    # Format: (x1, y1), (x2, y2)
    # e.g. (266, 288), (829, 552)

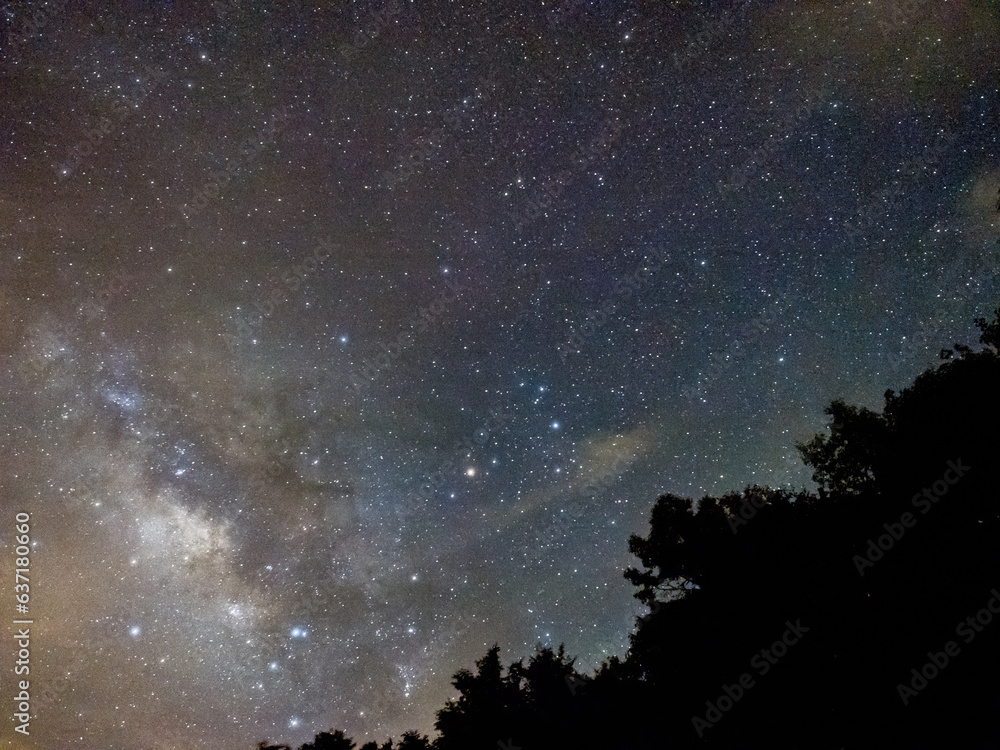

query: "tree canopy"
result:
(247, 305), (1000, 749)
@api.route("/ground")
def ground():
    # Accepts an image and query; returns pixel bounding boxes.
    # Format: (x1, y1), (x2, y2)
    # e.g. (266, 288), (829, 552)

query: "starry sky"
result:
(1, 1), (998, 748)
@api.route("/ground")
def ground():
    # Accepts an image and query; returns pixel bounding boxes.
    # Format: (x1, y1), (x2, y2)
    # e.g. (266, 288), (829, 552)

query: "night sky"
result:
(1, 1), (998, 748)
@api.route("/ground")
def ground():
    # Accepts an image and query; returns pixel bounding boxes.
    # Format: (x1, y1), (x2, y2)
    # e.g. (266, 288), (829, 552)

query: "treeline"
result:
(257, 309), (1000, 749)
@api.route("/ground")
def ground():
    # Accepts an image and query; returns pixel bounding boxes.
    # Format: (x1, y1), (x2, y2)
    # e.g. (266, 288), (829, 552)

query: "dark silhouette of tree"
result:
(506, 645), (589, 749)
(974, 304), (1000, 351)
(796, 399), (889, 498)
(433, 645), (522, 750)
(624, 485), (802, 600)
(299, 730), (355, 750)
(614, 305), (1000, 748)
(394, 730), (430, 750)
(244, 305), (1000, 750)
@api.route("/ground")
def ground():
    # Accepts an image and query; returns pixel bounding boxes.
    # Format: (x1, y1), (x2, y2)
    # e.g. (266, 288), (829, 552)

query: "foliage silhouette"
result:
(246, 305), (1000, 749)
(434, 645), (524, 750)
(300, 729), (355, 750)
(395, 730), (432, 750)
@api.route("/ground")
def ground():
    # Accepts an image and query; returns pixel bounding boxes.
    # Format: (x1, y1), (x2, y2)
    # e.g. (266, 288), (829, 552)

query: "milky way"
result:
(1, 1), (998, 748)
